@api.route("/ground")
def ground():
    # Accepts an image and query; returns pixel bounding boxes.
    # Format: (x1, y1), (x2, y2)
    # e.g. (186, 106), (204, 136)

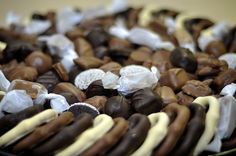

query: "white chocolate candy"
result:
(0, 109), (58, 147)
(131, 112), (169, 156)
(193, 96), (220, 156)
(56, 114), (114, 156)
(74, 69), (105, 90)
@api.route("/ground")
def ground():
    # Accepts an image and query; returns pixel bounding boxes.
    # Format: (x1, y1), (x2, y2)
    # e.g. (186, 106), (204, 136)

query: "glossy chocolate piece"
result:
(104, 96), (131, 119)
(0, 105), (44, 136)
(53, 82), (86, 104)
(68, 65), (82, 83)
(152, 50), (172, 73)
(7, 66), (38, 81)
(182, 80), (212, 97)
(205, 40), (226, 58)
(100, 62), (122, 75)
(159, 68), (189, 91)
(177, 91), (194, 105)
(155, 86), (178, 105)
(36, 70), (60, 93)
(73, 56), (103, 70)
(107, 113), (150, 156)
(25, 51), (52, 74)
(85, 80), (117, 98)
(170, 47), (197, 73)
(85, 96), (107, 112)
(213, 69), (236, 91)
(74, 37), (94, 57)
(52, 63), (69, 81)
(131, 88), (163, 115)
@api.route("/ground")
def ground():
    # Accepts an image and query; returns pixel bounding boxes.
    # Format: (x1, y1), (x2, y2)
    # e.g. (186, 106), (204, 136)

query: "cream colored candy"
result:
(0, 109), (58, 147)
(131, 112), (169, 156)
(193, 96), (220, 156)
(0, 41), (7, 52)
(56, 114), (114, 156)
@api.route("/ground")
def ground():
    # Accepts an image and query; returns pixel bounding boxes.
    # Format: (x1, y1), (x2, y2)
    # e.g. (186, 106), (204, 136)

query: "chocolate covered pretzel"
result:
(13, 112), (74, 153)
(172, 103), (206, 156)
(81, 117), (129, 156)
(153, 103), (190, 156)
(107, 113), (151, 156)
(31, 113), (93, 156)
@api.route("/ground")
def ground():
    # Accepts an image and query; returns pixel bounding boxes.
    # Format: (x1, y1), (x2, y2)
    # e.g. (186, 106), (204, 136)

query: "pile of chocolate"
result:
(0, 3), (236, 156)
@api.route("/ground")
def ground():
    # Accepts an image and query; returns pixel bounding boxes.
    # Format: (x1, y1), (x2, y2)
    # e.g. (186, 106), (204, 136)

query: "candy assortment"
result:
(0, 1), (236, 156)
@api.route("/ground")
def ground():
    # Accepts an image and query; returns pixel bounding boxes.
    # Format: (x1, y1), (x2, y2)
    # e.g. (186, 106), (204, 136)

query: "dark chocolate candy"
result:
(170, 47), (197, 73)
(104, 96), (131, 119)
(131, 88), (163, 115)
(85, 80), (117, 98)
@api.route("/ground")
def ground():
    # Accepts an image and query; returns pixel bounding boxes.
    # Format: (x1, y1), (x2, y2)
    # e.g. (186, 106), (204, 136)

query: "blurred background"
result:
(0, 0), (235, 26)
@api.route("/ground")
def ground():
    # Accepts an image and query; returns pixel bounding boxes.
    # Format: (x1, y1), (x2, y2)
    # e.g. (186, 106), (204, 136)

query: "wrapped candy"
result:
(117, 65), (160, 95)
(35, 93), (70, 113)
(109, 25), (175, 51)
(38, 34), (79, 72)
(219, 53), (236, 69)
(101, 71), (119, 89)
(0, 90), (33, 114)
(5, 11), (22, 26)
(24, 20), (51, 35)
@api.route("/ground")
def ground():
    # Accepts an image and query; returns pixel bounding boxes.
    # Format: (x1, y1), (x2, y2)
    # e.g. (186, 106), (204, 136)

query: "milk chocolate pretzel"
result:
(13, 112), (74, 153)
(0, 109), (57, 148)
(171, 103), (206, 156)
(31, 113), (93, 156)
(56, 114), (114, 156)
(193, 96), (220, 156)
(153, 103), (190, 156)
(81, 117), (129, 156)
(131, 112), (169, 156)
(106, 113), (151, 156)
(0, 105), (44, 136)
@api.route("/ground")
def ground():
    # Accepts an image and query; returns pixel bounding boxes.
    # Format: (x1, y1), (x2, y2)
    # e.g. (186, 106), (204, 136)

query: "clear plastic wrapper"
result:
(35, 93), (69, 113)
(220, 83), (236, 96)
(0, 90), (33, 114)
(101, 71), (119, 89)
(5, 11), (22, 26)
(117, 65), (159, 95)
(0, 70), (10, 92)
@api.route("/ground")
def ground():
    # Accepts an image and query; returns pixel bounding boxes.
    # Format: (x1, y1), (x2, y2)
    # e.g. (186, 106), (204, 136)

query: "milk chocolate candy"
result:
(155, 86), (178, 105)
(52, 63), (69, 82)
(177, 91), (194, 105)
(25, 51), (52, 74)
(159, 68), (189, 91)
(182, 80), (212, 97)
(68, 103), (99, 118)
(100, 62), (122, 75)
(31, 113), (93, 156)
(36, 70), (60, 93)
(86, 28), (110, 48)
(214, 69), (236, 91)
(104, 96), (131, 119)
(205, 40), (226, 58)
(53, 82), (86, 104)
(170, 47), (197, 73)
(74, 37), (94, 57)
(129, 48), (152, 65)
(85, 80), (117, 98)
(7, 66), (38, 81)
(73, 56), (103, 69)
(0, 105), (44, 136)
(152, 50), (172, 73)
(65, 28), (84, 41)
(85, 96), (107, 112)
(94, 46), (109, 59)
(109, 37), (132, 50)
(131, 88), (163, 115)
